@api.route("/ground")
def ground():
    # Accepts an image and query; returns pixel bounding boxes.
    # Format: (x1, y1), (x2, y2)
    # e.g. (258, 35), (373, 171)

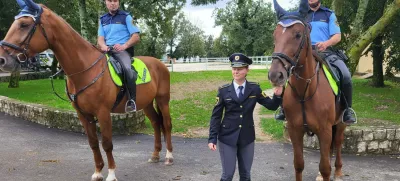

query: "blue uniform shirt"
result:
(98, 10), (140, 46)
(307, 6), (341, 45)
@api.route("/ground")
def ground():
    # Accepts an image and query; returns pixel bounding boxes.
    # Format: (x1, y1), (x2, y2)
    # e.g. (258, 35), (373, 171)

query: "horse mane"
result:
(39, 4), (102, 53)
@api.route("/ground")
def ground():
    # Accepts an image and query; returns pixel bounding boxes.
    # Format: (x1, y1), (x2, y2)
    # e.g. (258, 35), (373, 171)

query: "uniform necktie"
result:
(238, 86), (244, 99)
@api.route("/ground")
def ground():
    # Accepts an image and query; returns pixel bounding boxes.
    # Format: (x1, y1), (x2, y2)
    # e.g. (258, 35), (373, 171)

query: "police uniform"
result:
(306, 5), (356, 123)
(208, 53), (282, 181)
(98, 9), (140, 112)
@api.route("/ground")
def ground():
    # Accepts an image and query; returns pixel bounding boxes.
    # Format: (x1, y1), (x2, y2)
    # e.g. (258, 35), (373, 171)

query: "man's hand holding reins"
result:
(113, 44), (128, 52)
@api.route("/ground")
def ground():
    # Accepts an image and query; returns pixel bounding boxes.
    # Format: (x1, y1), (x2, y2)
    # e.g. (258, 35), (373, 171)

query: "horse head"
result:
(0, 0), (51, 72)
(268, 0), (311, 87)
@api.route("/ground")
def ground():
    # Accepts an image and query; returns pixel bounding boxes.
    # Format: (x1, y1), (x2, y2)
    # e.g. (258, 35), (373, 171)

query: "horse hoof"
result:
(315, 175), (323, 181)
(91, 173), (104, 181)
(164, 158), (174, 166)
(334, 177), (343, 181)
(148, 156), (160, 163)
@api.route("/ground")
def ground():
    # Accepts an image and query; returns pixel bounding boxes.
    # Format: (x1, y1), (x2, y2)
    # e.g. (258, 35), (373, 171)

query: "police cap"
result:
(229, 53), (252, 67)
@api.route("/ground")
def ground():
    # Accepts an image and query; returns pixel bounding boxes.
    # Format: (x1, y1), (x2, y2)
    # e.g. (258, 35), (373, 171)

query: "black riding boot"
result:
(123, 65), (137, 112)
(275, 106), (286, 121)
(341, 83), (356, 124)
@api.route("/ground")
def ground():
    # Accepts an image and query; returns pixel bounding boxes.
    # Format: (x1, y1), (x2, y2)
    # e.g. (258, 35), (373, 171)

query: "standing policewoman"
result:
(208, 53), (283, 181)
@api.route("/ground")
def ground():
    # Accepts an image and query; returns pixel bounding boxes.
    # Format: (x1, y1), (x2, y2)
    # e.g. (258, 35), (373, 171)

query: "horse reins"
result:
(1, 7), (107, 124)
(272, 16), (321, 136)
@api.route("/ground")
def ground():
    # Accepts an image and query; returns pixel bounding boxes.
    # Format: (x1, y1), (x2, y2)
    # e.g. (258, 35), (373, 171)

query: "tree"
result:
(173, 17), (206, 59)
(204, 35), (214, 57)
(214, 0), (276, 56)
(78, 0), (89, 40)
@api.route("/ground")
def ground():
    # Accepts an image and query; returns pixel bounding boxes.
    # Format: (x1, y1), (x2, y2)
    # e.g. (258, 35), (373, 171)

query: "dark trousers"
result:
(111, 50), (137, 101)
(218, 141), (254, 181)
(313, 46), (353, 108)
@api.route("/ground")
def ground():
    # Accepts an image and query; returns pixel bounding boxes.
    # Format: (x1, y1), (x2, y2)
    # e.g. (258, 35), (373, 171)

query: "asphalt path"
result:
(1, 113), (399, 181)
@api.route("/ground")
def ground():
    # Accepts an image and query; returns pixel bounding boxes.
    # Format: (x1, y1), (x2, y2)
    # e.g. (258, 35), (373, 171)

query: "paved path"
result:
(1, 113), (399, 181)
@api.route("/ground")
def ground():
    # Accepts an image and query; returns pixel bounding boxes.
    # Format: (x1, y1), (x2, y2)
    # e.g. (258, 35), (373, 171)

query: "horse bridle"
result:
(271, 15), (308, 76)
(0, 8), (51, 63)
(272, 15), (321, 136)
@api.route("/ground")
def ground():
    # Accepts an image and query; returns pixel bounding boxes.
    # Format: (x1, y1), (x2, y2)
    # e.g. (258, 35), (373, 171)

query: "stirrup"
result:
(341, 108), (357, 125)
(125, 99), (137, 112)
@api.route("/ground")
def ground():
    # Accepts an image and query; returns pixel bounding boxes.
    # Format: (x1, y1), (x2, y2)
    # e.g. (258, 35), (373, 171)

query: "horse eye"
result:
(295, 33), (302, 39)
(20, 23), (30, 28)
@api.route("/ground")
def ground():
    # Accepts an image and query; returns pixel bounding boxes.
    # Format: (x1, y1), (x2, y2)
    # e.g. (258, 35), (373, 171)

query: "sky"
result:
(183, 0), (299, 37)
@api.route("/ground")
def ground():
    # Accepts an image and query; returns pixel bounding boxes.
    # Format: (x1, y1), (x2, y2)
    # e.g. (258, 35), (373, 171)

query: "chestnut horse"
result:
(0, 1), (172, 181)
(268, 0), (346, 181)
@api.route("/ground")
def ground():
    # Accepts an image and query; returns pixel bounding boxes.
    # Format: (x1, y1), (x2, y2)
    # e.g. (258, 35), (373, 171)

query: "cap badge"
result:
(235, 56), (240, 61)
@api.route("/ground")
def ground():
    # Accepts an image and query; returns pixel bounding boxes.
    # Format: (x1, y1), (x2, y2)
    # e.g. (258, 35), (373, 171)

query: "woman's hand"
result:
(208, 143), (217, 151)
(274, 86), (284, 96)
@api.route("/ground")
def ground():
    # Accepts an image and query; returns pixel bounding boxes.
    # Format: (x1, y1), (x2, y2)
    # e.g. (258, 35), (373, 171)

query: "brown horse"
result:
(268, 0), (346, 181)
(0, 1), (172, 181)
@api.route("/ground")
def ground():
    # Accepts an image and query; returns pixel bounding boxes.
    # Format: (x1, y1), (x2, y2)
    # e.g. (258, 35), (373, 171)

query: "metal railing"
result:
(162, 56), (272, 72)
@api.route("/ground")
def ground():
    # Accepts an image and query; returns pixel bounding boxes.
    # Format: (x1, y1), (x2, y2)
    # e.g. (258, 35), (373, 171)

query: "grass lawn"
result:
(259, 79), (400, 140)
(0, 71), (398, 140)
(0, 70), (272, 135)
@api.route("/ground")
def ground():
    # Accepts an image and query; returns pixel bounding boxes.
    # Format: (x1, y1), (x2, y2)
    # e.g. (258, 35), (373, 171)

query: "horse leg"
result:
(97, 112), (117, 181)
(334, 124), (346, 181)
(77, 114), (104, 181)
(143, 102), (162, 163)
(156, 97), (173, 165)
(317, 130), (333, 181)
(288, 124), (305, 181)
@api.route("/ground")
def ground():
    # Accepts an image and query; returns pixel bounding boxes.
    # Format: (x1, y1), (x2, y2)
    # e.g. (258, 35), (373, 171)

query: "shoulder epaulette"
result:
(320, 6), (333, 12)
(100, 13), (108, 19)
(248, 82), (260, 85)
(219, 83), (230, 89)
(118, 10), (129, 15)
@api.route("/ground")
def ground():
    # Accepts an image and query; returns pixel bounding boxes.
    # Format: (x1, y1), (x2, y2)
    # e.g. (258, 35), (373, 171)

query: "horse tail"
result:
(330, 125), (337, 156)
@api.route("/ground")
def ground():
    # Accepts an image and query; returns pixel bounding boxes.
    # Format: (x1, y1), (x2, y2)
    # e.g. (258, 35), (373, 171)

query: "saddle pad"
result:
(322, 64), (339, 96)
(284, 64), (339, 96)
(107, 55), (151, 87)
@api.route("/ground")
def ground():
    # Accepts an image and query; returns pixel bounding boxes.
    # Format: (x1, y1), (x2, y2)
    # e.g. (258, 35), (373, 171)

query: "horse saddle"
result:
(313, 51), (341, 96)
(106, 55), (151, 87)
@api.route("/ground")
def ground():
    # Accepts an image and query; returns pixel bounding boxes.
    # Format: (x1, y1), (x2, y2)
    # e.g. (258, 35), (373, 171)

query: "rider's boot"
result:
(342, 83), (356, 125)
(275, 106), (286, 121)
(124, 65), (138, 112)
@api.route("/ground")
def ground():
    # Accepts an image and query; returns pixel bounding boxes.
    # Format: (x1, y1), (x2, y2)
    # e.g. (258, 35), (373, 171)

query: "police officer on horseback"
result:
(276, 0), (357, 125)
(98, 0), (140, 112)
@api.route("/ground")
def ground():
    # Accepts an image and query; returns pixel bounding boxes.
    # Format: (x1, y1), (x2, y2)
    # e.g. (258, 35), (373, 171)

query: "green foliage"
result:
(0, 1), (19, 39)
(261, 118), (284, 140)
(214, 0), (276, 56)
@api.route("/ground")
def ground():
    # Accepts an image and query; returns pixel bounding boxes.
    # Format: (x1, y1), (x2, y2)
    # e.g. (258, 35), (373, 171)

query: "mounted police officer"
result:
(208, 53), (283, 181)
(276, 0), (357, 125)
(97, 0), (140, 112)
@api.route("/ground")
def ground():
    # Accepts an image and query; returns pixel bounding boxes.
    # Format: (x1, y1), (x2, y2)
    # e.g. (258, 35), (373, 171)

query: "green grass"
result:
(1, 71), (398, 140)
(261, 117), (285, 140)
(259, 79), (400, 140)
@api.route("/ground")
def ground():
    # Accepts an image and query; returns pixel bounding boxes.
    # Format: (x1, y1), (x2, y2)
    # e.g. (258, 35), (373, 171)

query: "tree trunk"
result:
(347, 0), (400, 74)
(78, 0), (88, 40)
(8, 71), (20, 88)
(348, 0), (370, 43)
(331, 0), (344, 17)
(371, 35), (384, 87)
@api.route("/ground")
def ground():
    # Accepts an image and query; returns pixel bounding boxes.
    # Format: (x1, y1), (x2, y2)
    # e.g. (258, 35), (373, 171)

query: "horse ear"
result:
(298, 0), (309, 18)
(273, 0), (287, 20)
(22, 0), (41, 10)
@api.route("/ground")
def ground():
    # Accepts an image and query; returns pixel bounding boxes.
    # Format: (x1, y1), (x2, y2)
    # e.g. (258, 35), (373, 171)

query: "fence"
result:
(164, 56), (272, 72)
